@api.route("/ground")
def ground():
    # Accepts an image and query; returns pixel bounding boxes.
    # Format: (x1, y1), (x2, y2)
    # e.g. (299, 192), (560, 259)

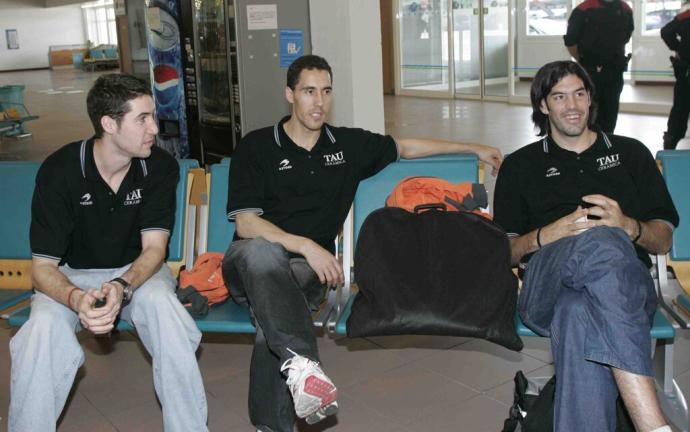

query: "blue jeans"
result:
(222, 238), (327, 432)
(520, 227), (657, 432)
(9, 264), (208, 432)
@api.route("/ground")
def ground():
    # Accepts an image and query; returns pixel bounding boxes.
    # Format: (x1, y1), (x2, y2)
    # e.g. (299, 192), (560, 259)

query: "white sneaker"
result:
(280, 350), (338, 424)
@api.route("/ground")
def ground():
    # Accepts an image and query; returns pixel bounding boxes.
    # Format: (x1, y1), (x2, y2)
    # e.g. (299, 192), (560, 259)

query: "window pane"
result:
(643, 0), (680, 35)
(399, 0), (450, 92)
(109, 21), (117, 44)
(527, 0), (569, 35)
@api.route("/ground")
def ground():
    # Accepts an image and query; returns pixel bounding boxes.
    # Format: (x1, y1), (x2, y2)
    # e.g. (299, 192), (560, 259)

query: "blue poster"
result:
(279, 29), (303, 68)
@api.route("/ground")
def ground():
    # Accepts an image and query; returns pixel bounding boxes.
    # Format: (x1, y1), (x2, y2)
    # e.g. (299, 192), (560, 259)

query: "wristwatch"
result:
(110, 277), (133, 305)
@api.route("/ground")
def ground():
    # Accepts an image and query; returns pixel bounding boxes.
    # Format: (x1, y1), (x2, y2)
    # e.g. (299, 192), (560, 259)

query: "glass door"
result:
(482, 0), (509, 97)
(398, 0), (451, 94)
(453, 0), (481, 96)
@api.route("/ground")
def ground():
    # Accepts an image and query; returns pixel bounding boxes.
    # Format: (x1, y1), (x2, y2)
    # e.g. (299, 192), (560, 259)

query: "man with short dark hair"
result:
(564, 0), (633, 133)
(222, 54), (503, 432)
(494, 60), (677, 431)
(9, 73), (208, 432)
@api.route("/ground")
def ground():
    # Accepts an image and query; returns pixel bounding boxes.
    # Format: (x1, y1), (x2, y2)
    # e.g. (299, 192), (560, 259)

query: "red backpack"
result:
(386, 176), (491, 219)
(177, 253), (229, 315)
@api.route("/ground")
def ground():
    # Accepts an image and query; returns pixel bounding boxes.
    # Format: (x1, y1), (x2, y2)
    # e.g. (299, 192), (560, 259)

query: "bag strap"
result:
(413, 203), (447, 213)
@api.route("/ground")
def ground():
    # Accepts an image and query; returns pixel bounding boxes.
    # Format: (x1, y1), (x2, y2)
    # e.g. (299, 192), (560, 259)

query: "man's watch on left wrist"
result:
(110, 277), (133, 305)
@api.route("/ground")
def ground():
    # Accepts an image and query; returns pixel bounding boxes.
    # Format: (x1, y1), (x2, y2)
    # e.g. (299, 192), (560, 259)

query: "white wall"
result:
(0, 1), (86, 71)
(309, 0), (385, 134)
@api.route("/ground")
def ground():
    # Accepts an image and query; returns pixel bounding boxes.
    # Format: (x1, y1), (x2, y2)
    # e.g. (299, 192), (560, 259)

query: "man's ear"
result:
(101, 115), (118, 135)
(540, 99), (549, 116)
(285, 86), (295, 104)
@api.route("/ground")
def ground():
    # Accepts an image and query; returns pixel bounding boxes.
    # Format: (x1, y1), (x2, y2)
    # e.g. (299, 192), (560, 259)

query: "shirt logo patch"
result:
(278, 159), (293, 171)
(545, 167), (560, 178)
(124, 188), (142, 206)
(80, 193), (93, 206)
(596, 154), (620, 171)
(323, 151), (346, 167)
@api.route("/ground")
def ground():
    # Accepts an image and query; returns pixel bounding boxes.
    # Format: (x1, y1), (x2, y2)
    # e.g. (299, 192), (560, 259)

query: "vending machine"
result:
(179, 0), (312, 163)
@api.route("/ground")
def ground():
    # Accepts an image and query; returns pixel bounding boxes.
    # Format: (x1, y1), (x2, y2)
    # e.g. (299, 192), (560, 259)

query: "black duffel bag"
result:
(347, 204), (523, 351)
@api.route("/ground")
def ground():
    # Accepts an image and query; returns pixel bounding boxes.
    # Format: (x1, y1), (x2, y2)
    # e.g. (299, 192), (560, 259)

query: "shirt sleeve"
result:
(140, 155), (179, 233)
(493, 154), (531, 237)
(661, 18), (680, 51)
(633, 143), (679, 227)
(624, 8), (634, 43)
(350, 128), (399, 181)
(30, 162), (74, 261)
(563, 8), (585, 47)
(227, 135), (265, 221)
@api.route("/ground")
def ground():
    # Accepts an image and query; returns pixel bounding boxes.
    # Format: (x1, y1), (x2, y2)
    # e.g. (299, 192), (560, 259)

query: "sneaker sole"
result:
(305, 401), (339, 425)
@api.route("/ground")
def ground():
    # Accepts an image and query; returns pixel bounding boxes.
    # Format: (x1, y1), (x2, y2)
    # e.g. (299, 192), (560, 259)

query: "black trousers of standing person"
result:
(665, 58), (690, 150)
(585, 65), (625, 134)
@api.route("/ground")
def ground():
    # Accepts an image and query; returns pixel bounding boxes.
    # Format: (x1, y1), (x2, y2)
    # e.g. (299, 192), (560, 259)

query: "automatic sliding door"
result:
(453, 0), (481, 96)
(399, 0), (450, 93)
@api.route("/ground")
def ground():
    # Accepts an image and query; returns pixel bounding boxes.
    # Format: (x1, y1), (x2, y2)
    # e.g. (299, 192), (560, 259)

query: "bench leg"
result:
(653, 338), (689, 431)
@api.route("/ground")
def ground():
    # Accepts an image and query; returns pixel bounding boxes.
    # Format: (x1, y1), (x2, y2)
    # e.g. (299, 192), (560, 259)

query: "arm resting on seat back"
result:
(395, 138), (503, 176)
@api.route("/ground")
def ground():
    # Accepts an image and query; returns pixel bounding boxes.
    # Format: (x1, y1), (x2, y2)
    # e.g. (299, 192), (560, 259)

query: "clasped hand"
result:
(75, 281), (124, 334)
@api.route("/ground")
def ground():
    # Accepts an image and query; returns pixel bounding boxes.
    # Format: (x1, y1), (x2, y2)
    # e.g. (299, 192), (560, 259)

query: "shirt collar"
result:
(542, 131), (612, 156)
(80, 137), (148, 182)
(273, 115), (336, 151)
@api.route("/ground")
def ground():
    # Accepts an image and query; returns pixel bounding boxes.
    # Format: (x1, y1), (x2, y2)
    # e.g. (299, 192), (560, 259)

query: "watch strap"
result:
(109, 277), (133, 304)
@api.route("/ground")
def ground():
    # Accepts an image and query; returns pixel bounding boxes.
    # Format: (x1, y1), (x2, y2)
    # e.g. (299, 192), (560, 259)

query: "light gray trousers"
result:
(8, 264), (208, 432)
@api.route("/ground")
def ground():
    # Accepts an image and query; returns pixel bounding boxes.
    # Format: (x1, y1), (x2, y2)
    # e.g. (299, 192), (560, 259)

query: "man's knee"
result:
(224, 238), (289, 278)
(572, 227), (640, 270)
(10, 297), (82, 362)
(131, 274), (178, 314)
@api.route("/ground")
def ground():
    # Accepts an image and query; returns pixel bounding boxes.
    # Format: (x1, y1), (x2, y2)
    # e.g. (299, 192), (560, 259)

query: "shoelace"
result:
(281, 348), (325, 394)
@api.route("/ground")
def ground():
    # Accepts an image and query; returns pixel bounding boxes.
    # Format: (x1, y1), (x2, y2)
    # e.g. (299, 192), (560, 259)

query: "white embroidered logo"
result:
(323, 151), (346, 166)
(278, 159), (292, 171)
(124, 188), (142, 206)
(596, 154), (620, 171)
(545, 167), (560, 178)
(80, 193), (93, 206)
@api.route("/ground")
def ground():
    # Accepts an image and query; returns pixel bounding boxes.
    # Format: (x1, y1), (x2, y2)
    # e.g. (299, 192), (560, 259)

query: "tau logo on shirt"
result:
(323, 151), (346, 167)
(124, 188), (143, 206)
(278, 159), (293, 171)
(545, 167), (561, 178)
(80, 193), (93, 206)
(596, 154), (620, 171)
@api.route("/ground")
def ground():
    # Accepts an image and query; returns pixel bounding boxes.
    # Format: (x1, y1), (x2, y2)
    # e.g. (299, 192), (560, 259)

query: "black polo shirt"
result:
(563, 0), (633, 68)
(227, 116), (398, 253)
(661, 9), (690, 62)
(494, 132), (679, 266)
(30, 138), (179, 269)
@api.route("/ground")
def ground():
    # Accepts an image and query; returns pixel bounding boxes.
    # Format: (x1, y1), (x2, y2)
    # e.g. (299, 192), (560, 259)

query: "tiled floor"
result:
(1, 68), (689, 431)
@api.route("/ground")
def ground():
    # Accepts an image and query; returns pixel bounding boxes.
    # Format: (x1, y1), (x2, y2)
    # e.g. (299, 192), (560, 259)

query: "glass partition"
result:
(483, 0), (509, 97)
(399, 0), (450, 93)
(453, 0), (481, 96)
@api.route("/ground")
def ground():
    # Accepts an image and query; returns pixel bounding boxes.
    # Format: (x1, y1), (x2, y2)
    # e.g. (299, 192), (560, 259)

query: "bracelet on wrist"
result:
(632, 219), (643, 244)
(536, 227), (543, 249)
(67, 287), (81, 311)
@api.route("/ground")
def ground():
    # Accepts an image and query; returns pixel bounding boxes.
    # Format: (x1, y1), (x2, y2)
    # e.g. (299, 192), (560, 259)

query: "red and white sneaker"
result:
(281, 350), (338, 424)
